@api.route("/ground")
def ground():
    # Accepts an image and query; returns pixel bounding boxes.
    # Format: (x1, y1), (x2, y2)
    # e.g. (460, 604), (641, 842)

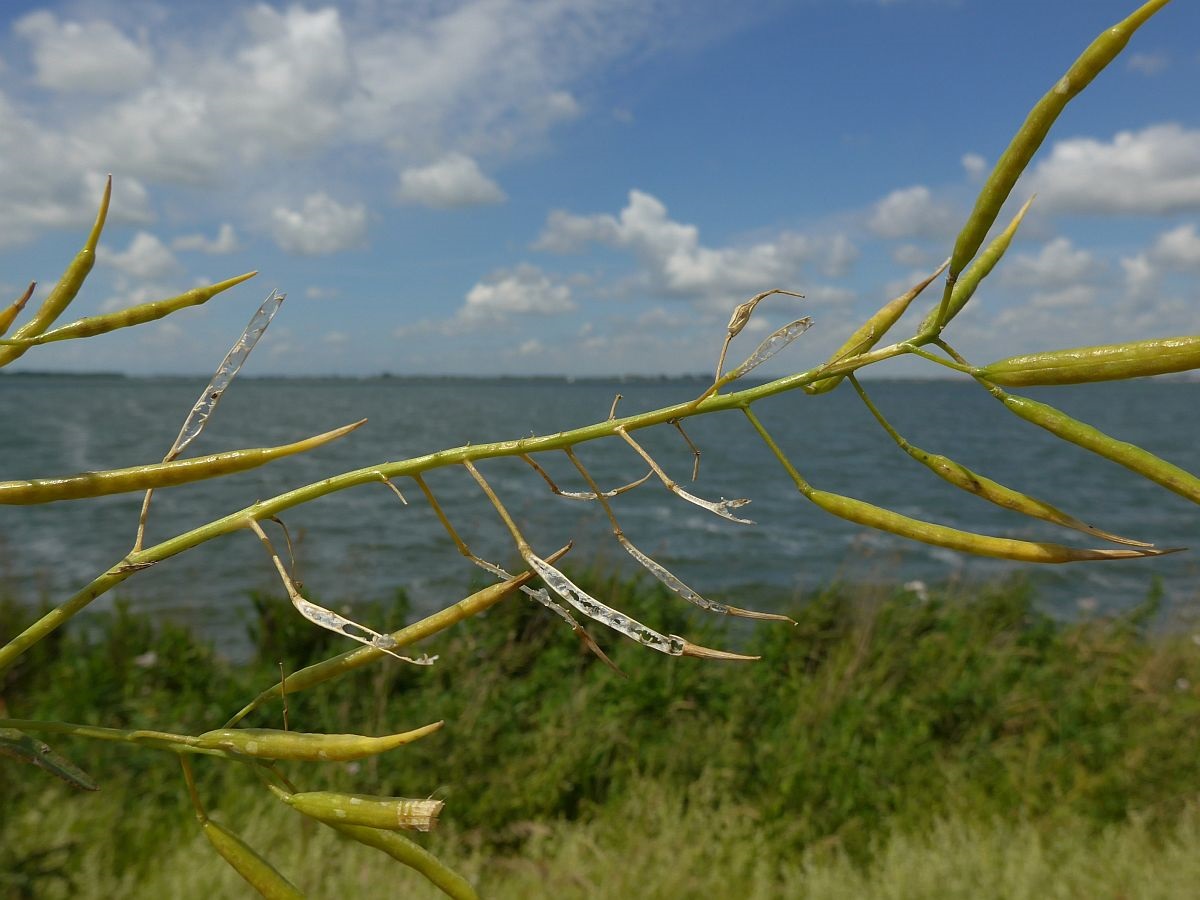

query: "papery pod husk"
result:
(977, 335), (1200, 386)
(195, 721), (442, 761)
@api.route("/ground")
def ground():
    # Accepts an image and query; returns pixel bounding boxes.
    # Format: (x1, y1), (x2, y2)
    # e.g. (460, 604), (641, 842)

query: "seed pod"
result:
(0, 177), (109, 367)
(984, 385), (1200, 505)
(807, 488), (1168, 563)
(0, 283), (34, 336)
(808, 259), (947, 394)
(976, 335), (1200, 386)
(201, 820), (304, 900)
(742, 405), (1169, 563)
(195, 722), (443, 761)
(284, 791), (444, 833)
(944, 1), (1167, 291)
(924, 196), (1032, 333)
(849, 376), (1149, 546)
(0, 421), (364, 505)
(12, 272), (257, 346)
(333, 824), (479, 900)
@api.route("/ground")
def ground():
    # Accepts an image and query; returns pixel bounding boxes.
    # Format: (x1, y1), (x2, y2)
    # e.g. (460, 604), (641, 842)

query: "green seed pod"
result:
(807, 259), (947, 394)
(195, 721), (443, 761)
(0, 283), (34, 336)
(0, 420), (364, 505)
(984, 385), (1200, 505)
(945, 1), (1167, 286)
(848, 375), (1149, 546)
(333, 824), (479, 900)
(976, 335), (1200, 386)
(284, 791), (444, 833)
(0, 177), (110, 367)
(925, 196), (1032, 333)
(11, 272), (257, 346)
(742, 405), (1169, 563)
(806, 488), (1168, 563)
(201, 820), (305, 900)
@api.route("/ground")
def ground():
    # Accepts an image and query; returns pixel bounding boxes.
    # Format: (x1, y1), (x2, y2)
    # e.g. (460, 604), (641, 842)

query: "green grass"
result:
(4, 573), (1200, 897)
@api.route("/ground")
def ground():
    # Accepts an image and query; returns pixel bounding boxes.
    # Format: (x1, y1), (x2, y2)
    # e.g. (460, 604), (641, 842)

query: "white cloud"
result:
(961, 153), (987, 180)
(270, 193), (367, 256)
(97, 232), (179, 280)
(1025, 124), (1200, 215)
(460, 264), (574, 321)
(1000, 237), (1098, 288)
(868, 185), (958, 239)
(1149, 223), (1200, 270)
(534, 189), (852, 304)
(0, 1), (698, 247)
(397, 152), (506, 208)
(173, 223), (239, 254)
(15, 11), (153, 94)
(1126, 51), (1168, 75)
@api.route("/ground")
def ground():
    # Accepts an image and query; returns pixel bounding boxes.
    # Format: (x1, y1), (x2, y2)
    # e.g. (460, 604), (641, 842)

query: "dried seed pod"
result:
(332, 824), (479, 900)
(976, 335), (1200, 386)
(807, 259), (947, 394)
(0, 421), (365, 505)
(201, 820), (304, 899)
(984, 384), (1200, 505)
(8, 272), (257, 346)
(195, 722), (443, 761)
(284, 791), (444, 832)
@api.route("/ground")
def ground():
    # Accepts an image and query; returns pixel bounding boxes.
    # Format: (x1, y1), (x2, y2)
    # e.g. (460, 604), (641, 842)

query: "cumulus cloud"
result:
(1000, 237), (1099, 288)
(534, 189), (854, 304)
(14, 11), (153, 93)
(460, 264), (574, 321)
(1149, 222), (1200, 270)
(868, 185), (958, 239)
(97, 232), (179, 280)
(397, 153), (506, 208)
(1025, 124), (1200, 215)
(0, 1), (702, 246)
(173, 223), (239, 254)
(270, 193), (367, 256)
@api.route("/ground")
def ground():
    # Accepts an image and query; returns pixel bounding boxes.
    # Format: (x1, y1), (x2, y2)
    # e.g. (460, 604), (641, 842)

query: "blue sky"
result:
(0, 0), (1197, 377)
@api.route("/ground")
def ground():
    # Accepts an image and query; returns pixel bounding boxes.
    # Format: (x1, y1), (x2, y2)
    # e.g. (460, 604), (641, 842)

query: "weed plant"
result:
(2, 2), (1198, 896)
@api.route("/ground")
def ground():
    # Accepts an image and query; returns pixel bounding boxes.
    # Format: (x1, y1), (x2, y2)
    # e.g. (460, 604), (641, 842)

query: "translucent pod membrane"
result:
(618, 537), (793, 622)
(171, 289), (285, 457)
(526, 554), (686, 655)
(553, 470), (653, 500)
(728, 316), (814, 380)
(290, 594), (435, 666)
(672, 484), (754, 525)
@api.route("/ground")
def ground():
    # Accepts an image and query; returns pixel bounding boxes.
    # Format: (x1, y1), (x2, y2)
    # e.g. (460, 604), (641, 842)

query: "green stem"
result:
(0, 340), (910, 676)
